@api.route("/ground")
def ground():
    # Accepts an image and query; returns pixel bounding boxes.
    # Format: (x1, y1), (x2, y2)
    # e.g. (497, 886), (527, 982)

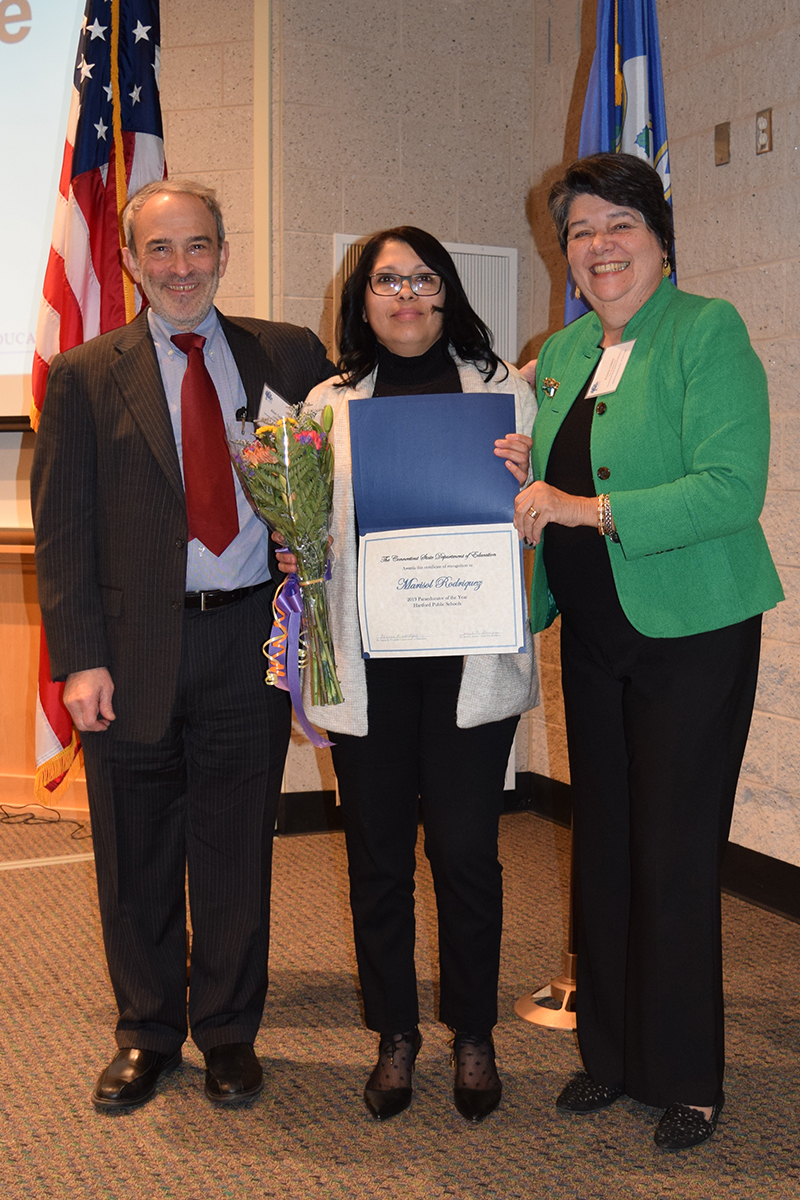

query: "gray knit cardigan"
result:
(301, 351), (540, 736)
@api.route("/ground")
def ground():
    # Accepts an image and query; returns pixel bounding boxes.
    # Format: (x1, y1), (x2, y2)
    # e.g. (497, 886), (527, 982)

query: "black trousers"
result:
(82, 587), (291, 1055)
(330, 655), (519, 1036)
(560, 608), (762, 1108)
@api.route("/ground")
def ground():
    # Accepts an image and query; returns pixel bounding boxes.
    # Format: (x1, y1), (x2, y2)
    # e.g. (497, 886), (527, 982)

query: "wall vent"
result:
(333, 234), (519, 363)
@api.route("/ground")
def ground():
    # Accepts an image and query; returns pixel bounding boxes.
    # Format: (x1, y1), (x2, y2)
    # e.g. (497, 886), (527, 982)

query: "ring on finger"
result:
(527, 506), (540, 521)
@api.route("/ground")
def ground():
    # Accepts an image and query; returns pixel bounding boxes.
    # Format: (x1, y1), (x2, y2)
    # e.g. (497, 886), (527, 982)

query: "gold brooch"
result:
(542, 378), (560, 398)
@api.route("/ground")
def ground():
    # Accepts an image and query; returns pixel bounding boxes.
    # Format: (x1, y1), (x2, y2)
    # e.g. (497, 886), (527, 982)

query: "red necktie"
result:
(171, 333), (239, 557)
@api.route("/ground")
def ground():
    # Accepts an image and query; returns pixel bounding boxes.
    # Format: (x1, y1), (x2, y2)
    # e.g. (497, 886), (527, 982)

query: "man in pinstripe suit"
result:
(31, 180), (334, 1111)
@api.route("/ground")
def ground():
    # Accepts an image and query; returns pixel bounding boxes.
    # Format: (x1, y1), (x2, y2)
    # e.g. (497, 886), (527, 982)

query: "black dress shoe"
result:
(654, 1092), (724, 1150)
(452, 1033), (502, 1123)
(363, 1028), (422, 1120)
(91, 1047), (182, 1111)
(204, 1043), (263, 1104)
(556, 1071), (624, 1112)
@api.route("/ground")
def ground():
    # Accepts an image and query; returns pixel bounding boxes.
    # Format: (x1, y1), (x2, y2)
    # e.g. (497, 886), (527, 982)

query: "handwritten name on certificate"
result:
(357, 523), (525, 658)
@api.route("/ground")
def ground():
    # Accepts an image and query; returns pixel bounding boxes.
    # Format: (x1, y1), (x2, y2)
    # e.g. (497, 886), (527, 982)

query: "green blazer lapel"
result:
(532, 325), (603, 480)
(110, 312), (184, 504)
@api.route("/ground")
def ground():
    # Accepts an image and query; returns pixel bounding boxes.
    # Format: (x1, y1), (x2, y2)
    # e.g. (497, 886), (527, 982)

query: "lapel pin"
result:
(542, 378), (560, 398)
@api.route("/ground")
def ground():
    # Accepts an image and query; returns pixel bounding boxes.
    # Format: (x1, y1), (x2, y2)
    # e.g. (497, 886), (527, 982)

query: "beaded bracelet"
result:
(597, 494), (620, 543)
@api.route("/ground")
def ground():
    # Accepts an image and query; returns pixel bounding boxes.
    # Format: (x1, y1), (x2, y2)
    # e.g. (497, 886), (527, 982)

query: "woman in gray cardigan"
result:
(280, 227), (537, 1123)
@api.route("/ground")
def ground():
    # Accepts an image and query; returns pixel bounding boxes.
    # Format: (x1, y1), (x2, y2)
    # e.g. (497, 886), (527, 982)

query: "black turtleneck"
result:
(372, 338), (462, 397)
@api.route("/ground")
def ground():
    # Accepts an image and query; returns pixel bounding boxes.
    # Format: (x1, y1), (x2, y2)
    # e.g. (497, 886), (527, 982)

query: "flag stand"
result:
(514, 949), (576, 1030)
(515, 825), (577, 1030)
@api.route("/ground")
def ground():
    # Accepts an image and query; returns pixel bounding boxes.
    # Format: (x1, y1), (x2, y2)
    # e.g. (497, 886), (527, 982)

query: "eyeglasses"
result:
(367, 272), (443, 296)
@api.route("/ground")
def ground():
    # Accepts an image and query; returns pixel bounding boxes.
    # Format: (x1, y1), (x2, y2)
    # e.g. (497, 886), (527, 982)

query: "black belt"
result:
(184, 581), (271, 611)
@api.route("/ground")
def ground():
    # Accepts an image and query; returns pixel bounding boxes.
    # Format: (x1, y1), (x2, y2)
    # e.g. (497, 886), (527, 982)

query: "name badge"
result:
(587, 339), (636, 398)
(257, 383), (293, 423)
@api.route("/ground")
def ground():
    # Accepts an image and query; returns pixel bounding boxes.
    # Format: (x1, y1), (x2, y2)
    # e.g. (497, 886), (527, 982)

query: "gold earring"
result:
(575, 285), (581, 299)
(662, 255), (671, 278)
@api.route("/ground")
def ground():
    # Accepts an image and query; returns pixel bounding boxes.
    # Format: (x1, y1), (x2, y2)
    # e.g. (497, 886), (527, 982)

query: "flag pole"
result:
(109, 0), (137, 323)
(516, 0), (673, 1034)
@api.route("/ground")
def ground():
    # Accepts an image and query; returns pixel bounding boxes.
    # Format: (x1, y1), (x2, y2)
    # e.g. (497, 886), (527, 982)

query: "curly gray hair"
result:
(122, 179), (226, 256)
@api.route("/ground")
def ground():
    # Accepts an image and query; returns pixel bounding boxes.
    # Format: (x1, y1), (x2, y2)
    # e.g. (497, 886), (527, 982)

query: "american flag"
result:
(32, 0), (166, 801)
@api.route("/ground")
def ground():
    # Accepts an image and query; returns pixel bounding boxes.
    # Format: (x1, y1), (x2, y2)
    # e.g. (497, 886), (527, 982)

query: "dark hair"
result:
(548, 153), (674, 268)
(336, 226), (505, 387)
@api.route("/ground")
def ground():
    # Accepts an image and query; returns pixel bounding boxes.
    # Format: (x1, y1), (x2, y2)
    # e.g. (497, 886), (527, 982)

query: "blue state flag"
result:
(565, 0), (673, 324)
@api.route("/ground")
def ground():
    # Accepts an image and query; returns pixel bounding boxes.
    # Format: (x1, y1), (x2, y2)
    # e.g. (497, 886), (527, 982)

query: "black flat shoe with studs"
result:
(556, 1071), (624, 1113)
(654, 1092), (725, 1150)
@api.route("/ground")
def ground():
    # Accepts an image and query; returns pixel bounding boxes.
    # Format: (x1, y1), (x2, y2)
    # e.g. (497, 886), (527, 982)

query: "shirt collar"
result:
(147, 305), (221, 351)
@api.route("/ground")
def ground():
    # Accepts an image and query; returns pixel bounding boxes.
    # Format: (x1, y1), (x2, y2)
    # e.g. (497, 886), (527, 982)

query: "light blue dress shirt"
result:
(148, 307), (270, 592)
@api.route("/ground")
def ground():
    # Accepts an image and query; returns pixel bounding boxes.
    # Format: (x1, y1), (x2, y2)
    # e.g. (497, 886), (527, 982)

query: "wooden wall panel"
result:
(0, 548), (88, 814)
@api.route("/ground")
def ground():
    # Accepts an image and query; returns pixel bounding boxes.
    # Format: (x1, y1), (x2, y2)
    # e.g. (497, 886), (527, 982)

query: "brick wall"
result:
(160, 0), (256, 315)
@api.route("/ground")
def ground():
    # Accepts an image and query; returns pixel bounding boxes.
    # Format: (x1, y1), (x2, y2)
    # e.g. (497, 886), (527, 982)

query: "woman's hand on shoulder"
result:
(514, 481), (597, 546)
(518, 358), (537, 386)
(494, 432), (532, 484)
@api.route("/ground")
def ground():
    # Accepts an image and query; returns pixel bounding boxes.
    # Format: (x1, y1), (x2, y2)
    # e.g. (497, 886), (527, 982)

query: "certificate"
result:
(358, 522), (525, 657)
(349, 393), (527, 658)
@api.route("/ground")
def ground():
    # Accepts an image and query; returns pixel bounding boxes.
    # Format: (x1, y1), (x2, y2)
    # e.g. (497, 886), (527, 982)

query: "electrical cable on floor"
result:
(0, 802), (90, 840)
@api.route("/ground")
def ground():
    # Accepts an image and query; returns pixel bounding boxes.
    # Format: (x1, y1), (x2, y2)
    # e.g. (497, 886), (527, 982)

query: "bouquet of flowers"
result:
(228, 410), (343, 713)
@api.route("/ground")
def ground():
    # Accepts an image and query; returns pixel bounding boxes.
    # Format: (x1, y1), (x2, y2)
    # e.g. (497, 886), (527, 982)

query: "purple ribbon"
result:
(269, 573), (333, 750)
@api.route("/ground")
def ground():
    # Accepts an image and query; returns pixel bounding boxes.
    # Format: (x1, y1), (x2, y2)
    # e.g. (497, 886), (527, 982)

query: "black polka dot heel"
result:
(451, 1033), (502, 1123)
(363, 1028), (422, 1120)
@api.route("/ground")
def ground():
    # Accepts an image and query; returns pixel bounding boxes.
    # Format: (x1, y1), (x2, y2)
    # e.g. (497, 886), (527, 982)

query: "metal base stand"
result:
(516, 821), (578, 1031)
(514, 950), (577, 1030)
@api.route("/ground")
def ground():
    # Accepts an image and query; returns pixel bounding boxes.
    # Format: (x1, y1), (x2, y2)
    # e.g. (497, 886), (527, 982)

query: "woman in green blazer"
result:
(515, 153), (783, 1150)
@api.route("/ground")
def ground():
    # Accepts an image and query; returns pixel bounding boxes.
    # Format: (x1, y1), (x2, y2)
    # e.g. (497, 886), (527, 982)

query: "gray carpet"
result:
(0, 809), (798, 1199)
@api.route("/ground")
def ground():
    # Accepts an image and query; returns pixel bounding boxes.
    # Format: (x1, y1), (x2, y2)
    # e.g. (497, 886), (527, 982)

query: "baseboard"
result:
(36, 771), (795, 924)
(277, 790), (343, 835)
(275, 778), (548, 836)
(0, 774), (89, 818)
(513, 771), (800, 925)
(719, 841), (800, 923)
(278, 775), (800, 925)
(511, 771), (572, 827)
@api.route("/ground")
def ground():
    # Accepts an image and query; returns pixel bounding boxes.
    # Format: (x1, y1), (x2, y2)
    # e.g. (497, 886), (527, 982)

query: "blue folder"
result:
(348, 393), (518, 533)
